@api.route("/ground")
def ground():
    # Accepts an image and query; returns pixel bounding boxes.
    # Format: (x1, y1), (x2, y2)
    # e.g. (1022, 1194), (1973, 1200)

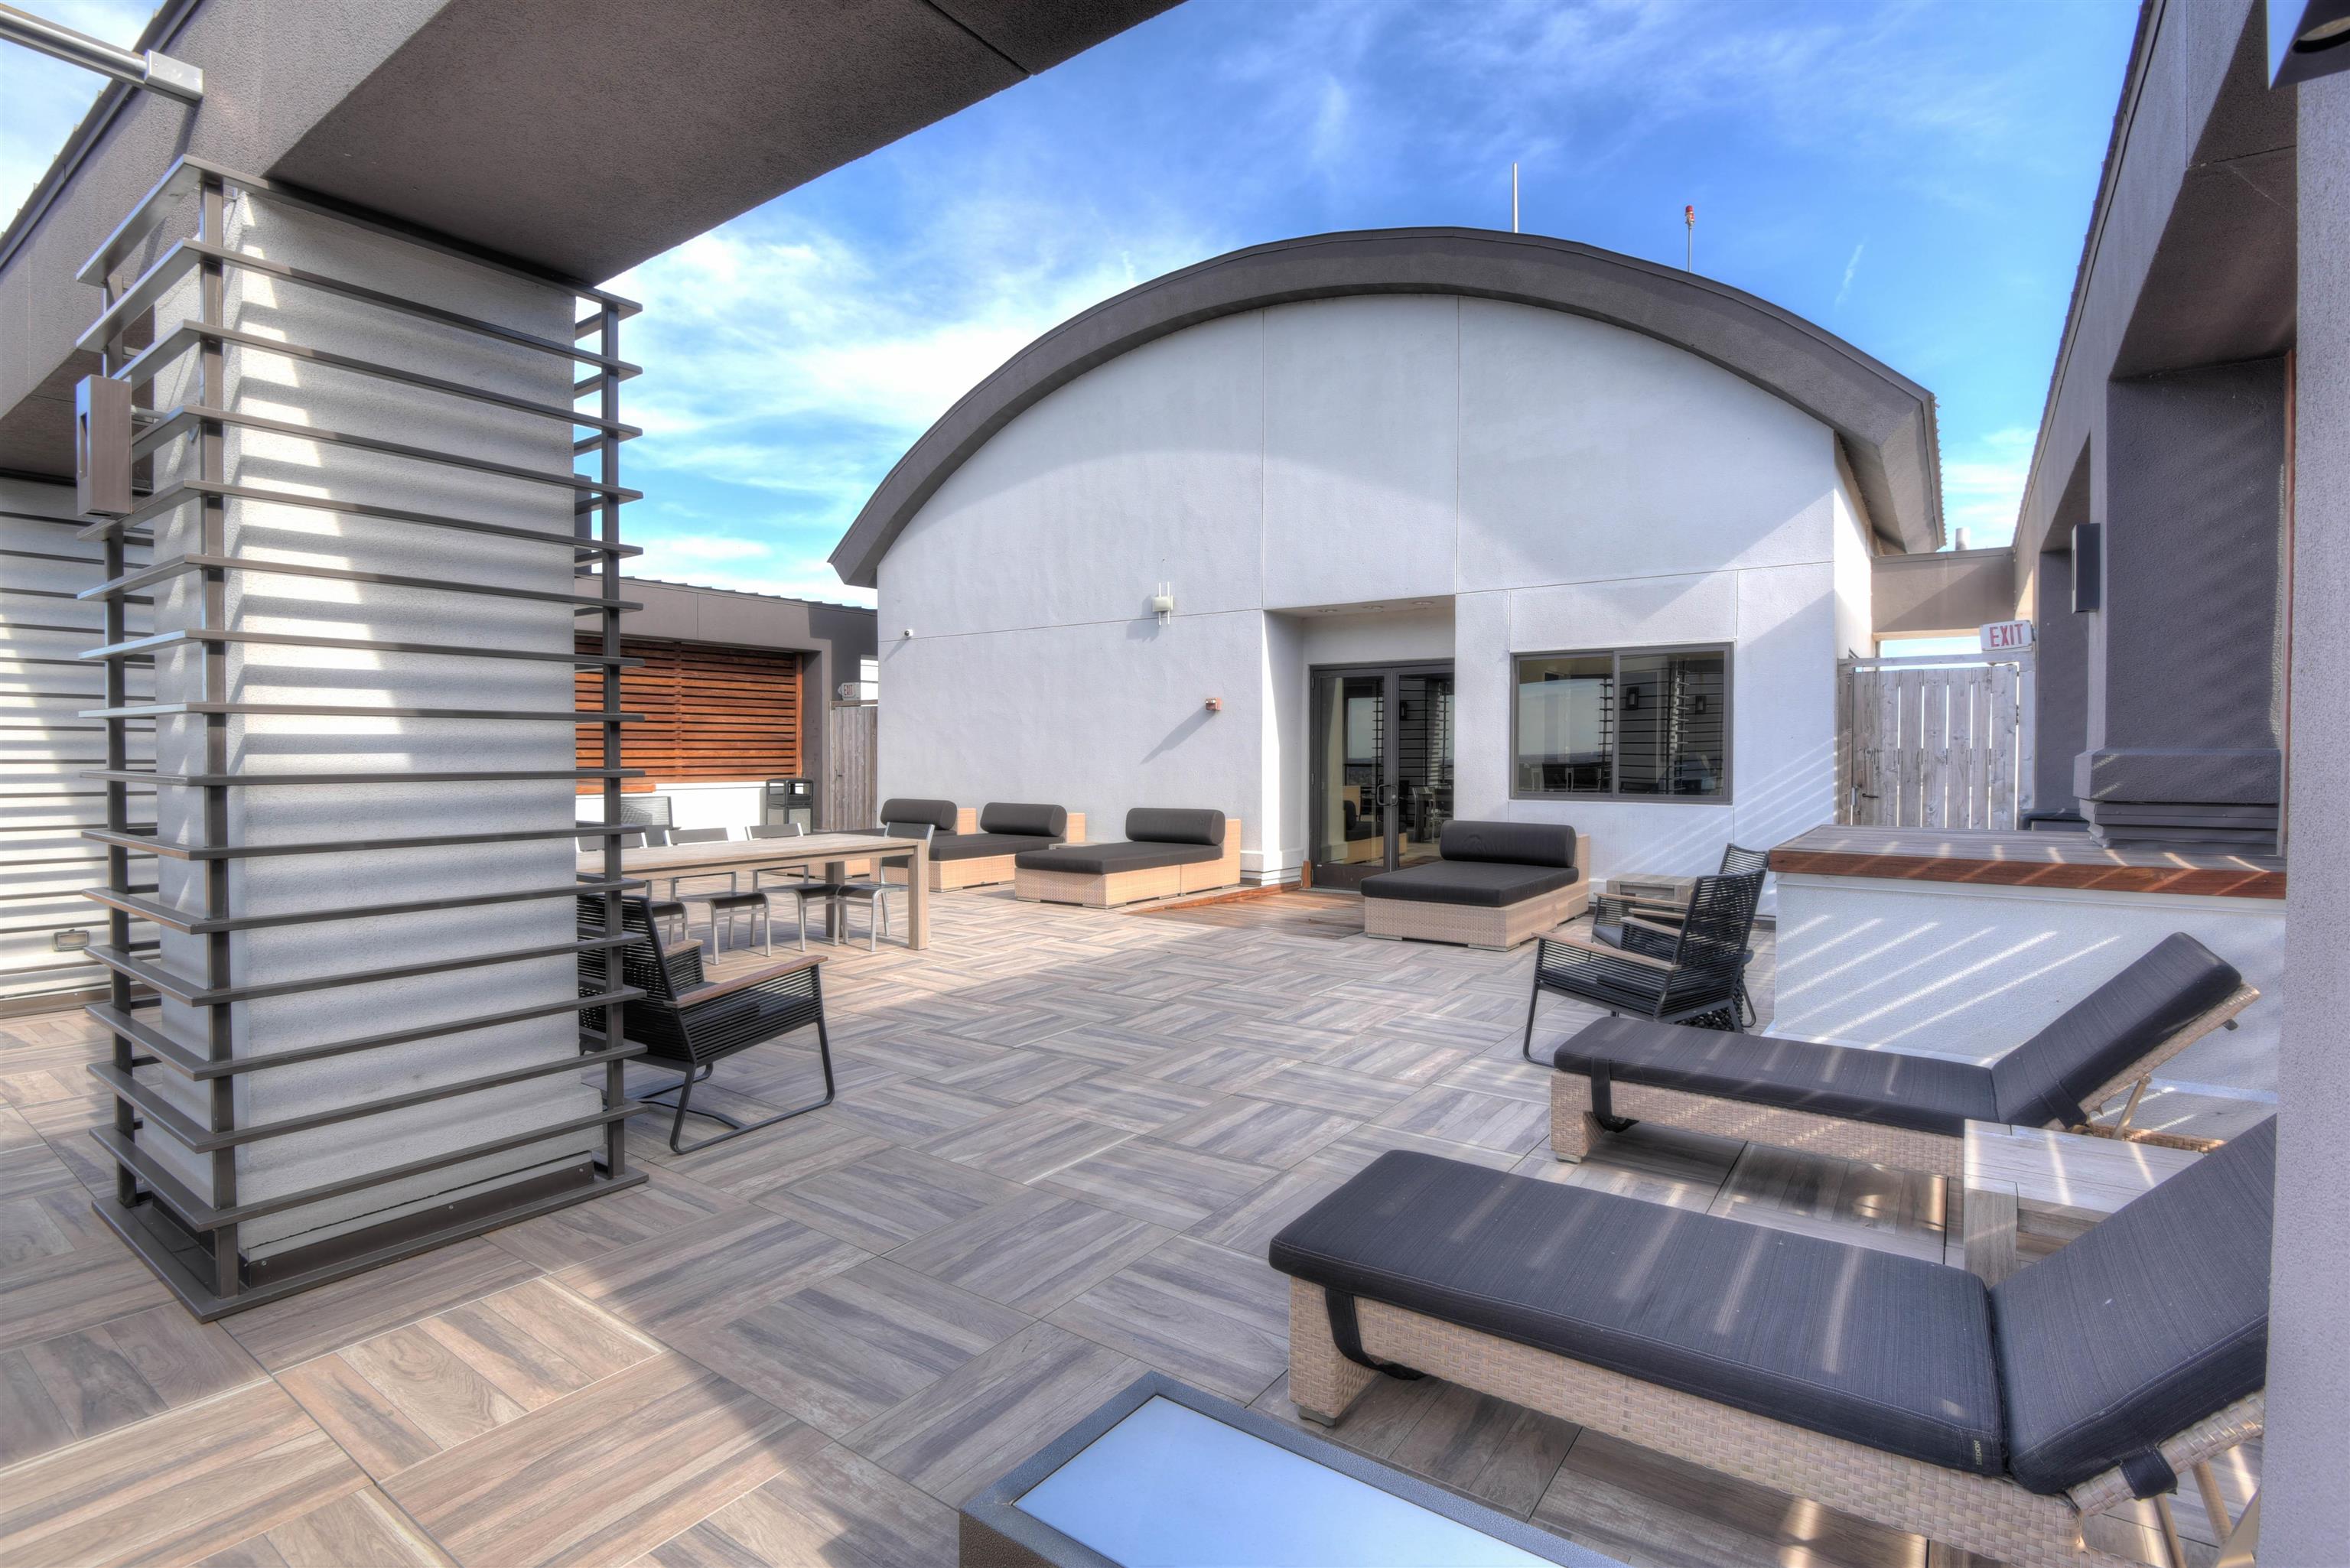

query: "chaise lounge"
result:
(1533, 932), (2255, 1190)
(1271, 1120), (2276, 1568)
(1359, 821), (1589, 951)
(1013, 808), (1239, 907)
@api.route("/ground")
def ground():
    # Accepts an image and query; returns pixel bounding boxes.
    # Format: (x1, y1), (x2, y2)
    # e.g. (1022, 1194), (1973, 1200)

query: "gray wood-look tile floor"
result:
(0, 891), (2254, 1567)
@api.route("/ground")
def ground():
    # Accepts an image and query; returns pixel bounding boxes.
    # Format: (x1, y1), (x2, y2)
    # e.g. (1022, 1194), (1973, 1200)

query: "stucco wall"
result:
(877, 294), (1860, 883)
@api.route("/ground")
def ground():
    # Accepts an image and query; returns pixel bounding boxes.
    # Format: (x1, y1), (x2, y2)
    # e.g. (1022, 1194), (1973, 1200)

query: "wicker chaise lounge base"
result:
(1539, 935), (2257, 1215)
(1014, 811), (1240, 908)
(1284, 1279), (2257, 1568)
(1273, 1128), (2277, 1568)
(1362, 884), (1584, 949)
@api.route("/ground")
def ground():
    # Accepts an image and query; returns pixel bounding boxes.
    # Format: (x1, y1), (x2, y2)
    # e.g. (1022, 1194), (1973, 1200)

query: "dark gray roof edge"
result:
(830, 226), (1944, 587)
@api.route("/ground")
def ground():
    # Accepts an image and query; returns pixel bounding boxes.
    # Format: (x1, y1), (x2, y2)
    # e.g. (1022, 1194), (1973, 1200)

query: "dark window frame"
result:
(1508, 642), (1734, 805)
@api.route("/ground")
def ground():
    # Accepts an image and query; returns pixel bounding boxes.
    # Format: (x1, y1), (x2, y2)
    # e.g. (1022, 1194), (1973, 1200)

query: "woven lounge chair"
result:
(1536, 932), (2256, 1190)
(1358, 821), (1590, 951)
(1591, 842), (1770, 1022)
(1519, 870), (1762, 1041)
(1271, 1121), (2277, 1568)
(575, 893), (835, 1154)
(1014, 808), (1239, 906)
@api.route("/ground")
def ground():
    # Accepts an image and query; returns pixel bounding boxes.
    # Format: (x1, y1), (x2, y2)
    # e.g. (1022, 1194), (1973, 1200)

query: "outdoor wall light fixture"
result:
(2270, 0), (2350, 84)
(1204, 697), (1224, 713)
(1151, 584), (1175, 624)
(1624, 687), (1642, 711)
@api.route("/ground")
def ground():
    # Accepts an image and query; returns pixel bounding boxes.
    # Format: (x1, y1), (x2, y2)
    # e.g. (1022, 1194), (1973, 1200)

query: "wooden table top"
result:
(1769, 825), (2285, 899)
(574, 833), (924, 877)
(1963, 1121), (2202, 1220)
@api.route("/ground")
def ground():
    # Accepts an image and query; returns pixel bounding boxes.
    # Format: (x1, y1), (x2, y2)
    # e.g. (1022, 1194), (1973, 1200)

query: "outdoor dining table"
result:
(576, 831), (931, 950)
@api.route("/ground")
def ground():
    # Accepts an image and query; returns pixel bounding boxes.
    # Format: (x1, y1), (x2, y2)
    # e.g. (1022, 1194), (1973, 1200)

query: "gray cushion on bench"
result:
(1127, 807), (1225, 845)
(878, 798), (958, 834)
(930, 833), (1059, 863)
(1551, 1017), (1998, 1136)
(1989, 934), (2244, 1127)
(1440, 820), (1578, 870)
(1016, 840), (1221, 875)
(979, 802), (1068, 838)
(1271, 1151), (2004, 1475)
(1360, 860), (1580, 908)
(1994, 1117), (2274, 1495)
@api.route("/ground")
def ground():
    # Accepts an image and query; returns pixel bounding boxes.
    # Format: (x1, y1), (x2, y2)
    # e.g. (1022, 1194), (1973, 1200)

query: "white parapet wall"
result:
(1772, 872), (2283, 1137)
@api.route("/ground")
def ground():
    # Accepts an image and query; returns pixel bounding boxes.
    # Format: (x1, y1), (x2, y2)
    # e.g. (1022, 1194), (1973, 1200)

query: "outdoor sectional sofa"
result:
(1014, 808), (1239, 907)
(1358, 821), (1588, 950)
(873, 798), (1086, 889)
(1271, 1121), (2277, 1568)
(1533, 932), (2255, 1204)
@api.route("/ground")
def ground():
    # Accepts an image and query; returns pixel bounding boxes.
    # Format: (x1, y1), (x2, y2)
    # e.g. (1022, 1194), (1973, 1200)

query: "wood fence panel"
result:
(1838, 652), (2032, 829)
(822, 701), (878, 831)
(577, 636), (802, 789)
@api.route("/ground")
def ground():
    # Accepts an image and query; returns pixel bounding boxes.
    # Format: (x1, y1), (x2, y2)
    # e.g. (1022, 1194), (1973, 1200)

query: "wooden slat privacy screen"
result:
(577, 636), (802, 789)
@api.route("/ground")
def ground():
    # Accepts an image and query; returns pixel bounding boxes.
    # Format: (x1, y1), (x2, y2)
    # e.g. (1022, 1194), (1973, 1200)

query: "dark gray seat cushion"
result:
(979, 802), (1068, 838)
(878, 798), (958, 834)
(1360, 860), (1580, 908)
(1994, 1117), (2274, 1494)
(1989, 934), (2244, 1127)
(1271, 1152), (2003, 1475)
(1552, 1017), (1998, 1136)
(1016, 840), (1220, 875)
(930, 833), (1058, 863)
(1440, 820), (1578, 870)
(1127, 807), (1225, 845)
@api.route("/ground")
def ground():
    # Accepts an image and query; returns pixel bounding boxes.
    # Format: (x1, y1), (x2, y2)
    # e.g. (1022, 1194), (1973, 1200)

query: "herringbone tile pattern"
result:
(0, 890), (2247, 1566)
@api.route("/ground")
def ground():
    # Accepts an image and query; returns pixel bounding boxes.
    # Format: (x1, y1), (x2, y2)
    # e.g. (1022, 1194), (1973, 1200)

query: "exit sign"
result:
(1981, 620), (2034, 652)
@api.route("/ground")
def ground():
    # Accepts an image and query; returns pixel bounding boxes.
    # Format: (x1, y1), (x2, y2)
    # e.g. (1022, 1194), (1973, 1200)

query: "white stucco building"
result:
(831, 230), (1943, 890)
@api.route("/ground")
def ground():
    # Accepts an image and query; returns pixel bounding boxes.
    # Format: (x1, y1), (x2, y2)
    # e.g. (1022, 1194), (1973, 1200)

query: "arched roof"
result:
(830, 227), (1942, 586)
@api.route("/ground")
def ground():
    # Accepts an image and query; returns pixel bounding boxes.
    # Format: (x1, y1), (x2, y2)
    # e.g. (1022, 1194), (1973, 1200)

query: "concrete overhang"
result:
(829, 227), (1945, 588)
(0, 0), (1180, 478)
(1872, 546), (2020, 639)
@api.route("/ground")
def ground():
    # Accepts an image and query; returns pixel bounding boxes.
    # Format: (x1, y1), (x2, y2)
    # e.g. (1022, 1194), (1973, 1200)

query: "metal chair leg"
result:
(636, 980), (839, 1155)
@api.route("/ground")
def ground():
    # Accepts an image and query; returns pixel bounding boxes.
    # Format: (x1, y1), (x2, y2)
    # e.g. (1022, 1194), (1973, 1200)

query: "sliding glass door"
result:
(1308, 662), (1454, 889)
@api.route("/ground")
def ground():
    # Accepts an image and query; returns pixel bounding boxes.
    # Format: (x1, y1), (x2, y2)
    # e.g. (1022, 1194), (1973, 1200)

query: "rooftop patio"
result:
(0, 891), (2253, 1567)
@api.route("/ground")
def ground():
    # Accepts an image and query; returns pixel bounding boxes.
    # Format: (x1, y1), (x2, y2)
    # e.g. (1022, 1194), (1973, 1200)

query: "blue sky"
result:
(5, 1), (2139, 607)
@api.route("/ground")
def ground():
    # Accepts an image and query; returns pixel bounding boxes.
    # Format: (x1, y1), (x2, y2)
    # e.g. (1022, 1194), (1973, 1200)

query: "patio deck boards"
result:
(0, 890), (2251, 1567)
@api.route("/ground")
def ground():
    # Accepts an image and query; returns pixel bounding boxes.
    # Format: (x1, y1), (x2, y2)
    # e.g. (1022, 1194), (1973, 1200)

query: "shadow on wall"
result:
(1144, 703), (1213, 763)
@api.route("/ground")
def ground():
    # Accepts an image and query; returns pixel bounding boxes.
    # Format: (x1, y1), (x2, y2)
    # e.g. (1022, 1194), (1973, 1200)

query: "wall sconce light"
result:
(1152, 584), (1175, 624)
(1693, 695), (1709, 715)
(1623, 686), (1642, 711)
(1204, 697), (1223, 713)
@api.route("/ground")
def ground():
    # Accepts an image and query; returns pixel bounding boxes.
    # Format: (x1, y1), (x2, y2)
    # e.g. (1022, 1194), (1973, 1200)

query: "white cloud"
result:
(1834, 240), (1866, 307)
(1940, 425), (2035, 548)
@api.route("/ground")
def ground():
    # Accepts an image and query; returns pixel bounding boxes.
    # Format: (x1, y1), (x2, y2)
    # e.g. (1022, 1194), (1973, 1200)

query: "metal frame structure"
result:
(71, 156), (652, 1317)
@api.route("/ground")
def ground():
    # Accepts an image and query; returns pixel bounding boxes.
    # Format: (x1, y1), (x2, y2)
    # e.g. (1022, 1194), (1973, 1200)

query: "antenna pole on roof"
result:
(1512, 164), (1520, 233)
(1684, 203), (1695, 271)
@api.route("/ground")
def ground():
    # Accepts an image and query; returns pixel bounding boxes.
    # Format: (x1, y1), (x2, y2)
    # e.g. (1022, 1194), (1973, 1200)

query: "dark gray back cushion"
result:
(1126, 807), (1225, 846)
(878, 798), (958, 834)
(1990, 934), (2244, 1127)
(1440, 820), (1577, 870)
(979, 802), (1067, 838)
(1992, 1117), (2274, 1495)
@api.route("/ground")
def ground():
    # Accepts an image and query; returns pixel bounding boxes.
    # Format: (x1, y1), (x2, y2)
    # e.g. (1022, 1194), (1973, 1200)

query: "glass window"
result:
(1514, 647), (1728, 801)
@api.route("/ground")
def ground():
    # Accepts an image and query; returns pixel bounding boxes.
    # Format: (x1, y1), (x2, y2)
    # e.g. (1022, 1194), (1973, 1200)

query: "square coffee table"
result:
(959, 1373), (1626, 1567)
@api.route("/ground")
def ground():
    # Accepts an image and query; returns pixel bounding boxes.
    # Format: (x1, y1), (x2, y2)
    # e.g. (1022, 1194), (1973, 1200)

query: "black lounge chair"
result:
(1534, 932), (2257, 1177)
(576, 893), (835, 1154)
(1522, 869), (1762, 1039)
(1591, 841), (1771, 1022)
(1270, 1121), (2276, 1568)
(1014, 808), (1238, 906)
